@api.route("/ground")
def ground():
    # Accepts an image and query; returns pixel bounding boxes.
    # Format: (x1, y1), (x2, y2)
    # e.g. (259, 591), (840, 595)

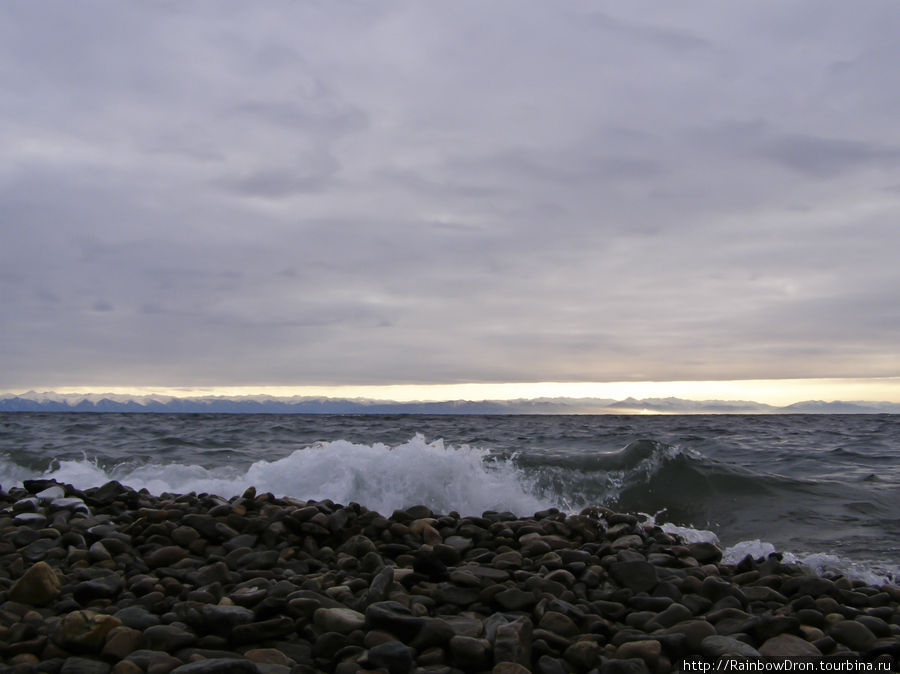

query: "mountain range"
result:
(1, 391), (899, 414)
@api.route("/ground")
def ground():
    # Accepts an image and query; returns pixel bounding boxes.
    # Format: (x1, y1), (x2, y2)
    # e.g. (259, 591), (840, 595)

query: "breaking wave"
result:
(1, 433), (896, 583)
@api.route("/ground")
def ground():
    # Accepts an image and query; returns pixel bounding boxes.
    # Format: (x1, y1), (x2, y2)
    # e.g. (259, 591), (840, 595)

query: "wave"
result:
(0, 435), (556, 517)
(1, 434), (896, 583)
(0, 437), (857, 522)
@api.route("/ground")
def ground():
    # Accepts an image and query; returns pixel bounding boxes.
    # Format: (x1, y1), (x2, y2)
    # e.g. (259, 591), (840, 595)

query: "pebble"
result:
(313, 607), (365, 633)
(0, 478), (895, 673)
(758, 633), (822, 657)
(8, 560), (60, 605)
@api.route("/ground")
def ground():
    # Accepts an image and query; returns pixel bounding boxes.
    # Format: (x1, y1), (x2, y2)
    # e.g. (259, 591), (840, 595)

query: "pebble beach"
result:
(1, 479), (898, 674)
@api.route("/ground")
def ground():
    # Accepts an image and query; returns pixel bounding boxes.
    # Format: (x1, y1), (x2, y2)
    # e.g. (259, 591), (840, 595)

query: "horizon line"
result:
(5, 376), (900, 406)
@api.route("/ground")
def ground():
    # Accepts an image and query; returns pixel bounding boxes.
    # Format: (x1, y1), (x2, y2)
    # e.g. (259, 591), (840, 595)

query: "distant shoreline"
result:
(2, 393), (900, 415)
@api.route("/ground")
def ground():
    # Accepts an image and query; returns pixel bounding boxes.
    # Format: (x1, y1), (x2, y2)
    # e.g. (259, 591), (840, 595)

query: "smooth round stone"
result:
(444, 535), (474, 552)
(688, 542), (722, 564)
(336, 534), (377, 556)
(37, 485), (67, 501)
(616, 640), (662, 668)
(564, 640), (602, 670)
(365, 640), (415, 673)
(141, 624), (196, 651)
(145, 545), (189, 569)
(73, 574), (124, 604)
(113, 606), (161, 630)
(609, 560), (659, 593)
(101, 627), (143, 660)
(14, 512), (49, 526)
(229, 586), (268, 607)
(13, 497), (40, 512)
(185, 604), (254, 635)
(758, 634), (822, 657)
(169, 659), (257, 674)
(659, 619), (716, 650)
(50, 497), (90, 513)
(313, 607), (365, 634)
(494, 663), (531, 674)
(610, 534), (644, 551)
(124, 650), (183, 673)
(700, 635), (761, 658)
(60, 656), (112, 674)
(828, 620), (877, 651)
(855, 615), (890, 638)
(449, 636), (491, 669)
(494, 587), (537, 611)
(365, 601), (427, 642)
(538, 611), (579, 638)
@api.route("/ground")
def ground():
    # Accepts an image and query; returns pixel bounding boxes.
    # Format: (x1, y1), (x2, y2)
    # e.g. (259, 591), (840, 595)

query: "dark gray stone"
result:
(60, 657), (111, 674)
(828, 620), (877, 651)
(434, 582), (481, 606)
(124, 649), (184, 672)
(114, 606), (161, 630)
(700, 635), (761, 658)
(365, 601), (426, 641)
(232, 616), (295, 643)
(449, 635), (491, 670)
(170, 659), (258, 674)
(493, 616), (532, 666)
(141, 624), (197, 651)
(366, 565), (395, 604)
(365, 640), (414, 674)
(600, 658), (650, 674)
(73, 574), (124, 604)
(609, 561), (658, 593)
(687, 542), (722, 564)
(185, 604), (255, 636)
(758, 634), (821, 657)
(650, 602), (692, 628)
(494, 587), (537, 611)
(182, 514), (239, 542)
(538, 611), (579, 639)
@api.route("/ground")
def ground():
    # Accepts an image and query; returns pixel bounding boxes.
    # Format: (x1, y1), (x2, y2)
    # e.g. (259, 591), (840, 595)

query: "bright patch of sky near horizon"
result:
(1, 2), (898, 392)
(11, 378), (900, 407)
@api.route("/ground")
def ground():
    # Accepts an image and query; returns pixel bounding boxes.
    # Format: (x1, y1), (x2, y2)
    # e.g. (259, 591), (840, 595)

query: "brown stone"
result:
(616, 640), (661, 668)
(102, 626), (142, 660)
(54, 610), (122, 654)
(145, 545), (189, 569)
(9, 561), (61, 606)
(112, 662), (143, 674)
(243, 648), (293, 665)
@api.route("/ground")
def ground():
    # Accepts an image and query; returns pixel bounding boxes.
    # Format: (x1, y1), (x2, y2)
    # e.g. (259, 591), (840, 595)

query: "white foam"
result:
(0, 435), (557, 517)
(659, 522), (720, 545)
(640, 510), (720, 545)
(723, 539), (898, 585)
(722, 539), (777, 564)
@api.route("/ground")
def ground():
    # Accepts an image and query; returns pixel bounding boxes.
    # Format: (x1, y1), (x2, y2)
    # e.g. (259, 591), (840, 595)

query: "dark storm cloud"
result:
(1, 1), (899, 388)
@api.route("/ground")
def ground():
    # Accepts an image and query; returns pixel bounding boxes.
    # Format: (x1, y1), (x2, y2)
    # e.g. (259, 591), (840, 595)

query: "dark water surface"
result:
(1, 413), (897, 581)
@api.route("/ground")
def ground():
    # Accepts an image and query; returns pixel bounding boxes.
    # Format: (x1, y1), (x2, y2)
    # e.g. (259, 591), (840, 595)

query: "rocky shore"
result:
(0, 480), (897, 674)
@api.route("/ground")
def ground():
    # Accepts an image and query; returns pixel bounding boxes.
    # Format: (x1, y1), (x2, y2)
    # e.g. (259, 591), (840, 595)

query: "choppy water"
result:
(1, 413), (897, 583)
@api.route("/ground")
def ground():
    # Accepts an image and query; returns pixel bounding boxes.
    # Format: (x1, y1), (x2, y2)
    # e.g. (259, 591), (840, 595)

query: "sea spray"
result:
(2, 435), (558, 516)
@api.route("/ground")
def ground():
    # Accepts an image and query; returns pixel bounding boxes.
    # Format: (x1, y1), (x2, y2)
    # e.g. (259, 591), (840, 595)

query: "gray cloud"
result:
(1, 1), (899, 388)
(765, 134), (900, 177)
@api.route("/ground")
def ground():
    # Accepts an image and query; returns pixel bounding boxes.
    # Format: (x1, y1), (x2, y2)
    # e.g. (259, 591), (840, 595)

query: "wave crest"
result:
(1, 435), (557, 516)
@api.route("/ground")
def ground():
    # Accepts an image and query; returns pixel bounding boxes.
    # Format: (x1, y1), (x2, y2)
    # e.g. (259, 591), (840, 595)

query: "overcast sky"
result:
(2, 1), (899, 391)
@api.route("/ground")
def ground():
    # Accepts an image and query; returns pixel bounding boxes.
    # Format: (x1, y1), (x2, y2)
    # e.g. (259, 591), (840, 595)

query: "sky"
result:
(2, 2), (899, 403)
